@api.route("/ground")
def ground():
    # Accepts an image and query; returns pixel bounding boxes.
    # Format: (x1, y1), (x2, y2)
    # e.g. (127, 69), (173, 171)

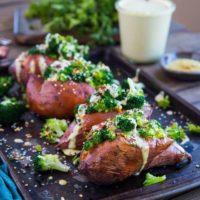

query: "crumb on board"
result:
(59, 179), (67, 186)
(14, 138), (24, 143)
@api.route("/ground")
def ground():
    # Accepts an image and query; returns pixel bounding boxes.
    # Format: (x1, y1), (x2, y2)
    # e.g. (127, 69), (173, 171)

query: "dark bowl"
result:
(160, 52), (200, 81)
(0, 59), (13, 73)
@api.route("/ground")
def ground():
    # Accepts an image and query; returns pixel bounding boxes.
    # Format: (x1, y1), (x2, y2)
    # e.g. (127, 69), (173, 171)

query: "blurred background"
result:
(0, 0), (199, 33)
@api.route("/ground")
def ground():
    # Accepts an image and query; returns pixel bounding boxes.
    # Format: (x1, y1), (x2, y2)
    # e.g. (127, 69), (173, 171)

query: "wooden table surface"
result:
(0, 1), (200, 200)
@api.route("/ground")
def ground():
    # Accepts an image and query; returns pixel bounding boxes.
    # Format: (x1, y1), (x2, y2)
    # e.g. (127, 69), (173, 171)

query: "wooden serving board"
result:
(0, 49), (200, 200)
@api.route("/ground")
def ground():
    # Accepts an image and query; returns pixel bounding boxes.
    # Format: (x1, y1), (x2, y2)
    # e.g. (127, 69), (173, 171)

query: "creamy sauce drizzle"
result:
(67, 119), (83, 149)
(130, 130), (149, 174)
(29, 60), (36, 74)
(38, 56), (48, 74)
(14, 52), (27, 82)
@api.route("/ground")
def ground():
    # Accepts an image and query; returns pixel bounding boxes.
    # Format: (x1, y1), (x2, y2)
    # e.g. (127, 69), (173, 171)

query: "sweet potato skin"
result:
(79, 136), (191, 185)
(79, 136), (143, 184)
(26, 75), (95, 118)
(10, 54), (54, 84)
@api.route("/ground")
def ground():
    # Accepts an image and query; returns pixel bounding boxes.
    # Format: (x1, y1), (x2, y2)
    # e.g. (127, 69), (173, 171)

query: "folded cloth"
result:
(0, 162), (22, 200)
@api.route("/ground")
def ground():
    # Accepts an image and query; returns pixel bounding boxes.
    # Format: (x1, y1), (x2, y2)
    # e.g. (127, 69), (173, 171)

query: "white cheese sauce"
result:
(67, 119), (83, 149)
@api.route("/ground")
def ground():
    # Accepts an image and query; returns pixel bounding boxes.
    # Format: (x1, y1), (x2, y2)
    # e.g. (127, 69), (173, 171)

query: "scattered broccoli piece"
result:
(165, 122), (187, 141)
(114, 113), (136, 132)
(187, 122), (200, 134)
(143, 173), (166, 186)
(155, 91), (171, 109)
(83, 126), (116, 151)
(40, 118), (68, 144)
(0, 97), (26, 124)
(34, 154), (70, 172)
(138, 120), (165, 139)
(35, 144), (42, 152)
(0, 76), (14, 96)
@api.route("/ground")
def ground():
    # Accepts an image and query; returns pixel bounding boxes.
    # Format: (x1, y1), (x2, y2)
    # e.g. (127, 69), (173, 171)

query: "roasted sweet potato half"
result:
(79, 135), (191, 185)
(26, 75), (95, 118)
(10, 54), (54, 84)
(58, 104), (152, 150)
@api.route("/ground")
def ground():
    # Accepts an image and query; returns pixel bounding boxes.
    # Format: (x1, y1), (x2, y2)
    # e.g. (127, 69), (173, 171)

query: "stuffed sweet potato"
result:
(26, 75), (95, 118)
(78, 111), (191, 184)
(10, 33), (89, 84)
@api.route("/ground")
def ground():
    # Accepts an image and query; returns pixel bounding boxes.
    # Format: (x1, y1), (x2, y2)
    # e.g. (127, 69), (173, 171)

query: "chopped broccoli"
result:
(0, 97), (26, 124)
(165, 122), (187, 141)
(44, 58), (115, 88)
(155, 91), (171, 109)
(34, 154), (70, 172)
(138, 120), (165, 138)
(43, 66), (58, 80)
(123, 95), (145, 110)
(187, 122), (200, 134)
(40, 118), (68, 144)
(143, 173), (166, 186)
(88, 66), (114, 88)
(0, 76), (14, 96)
(83, 126), (116, 151)
(87, 92), (118, 113)
(114, 112), (136, 132)
(122, 78), (145, 109)
(28, 33), (89, 59)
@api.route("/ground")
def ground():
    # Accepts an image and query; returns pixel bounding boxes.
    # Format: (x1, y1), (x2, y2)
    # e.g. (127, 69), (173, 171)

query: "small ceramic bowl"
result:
(160, 52), (200, 81)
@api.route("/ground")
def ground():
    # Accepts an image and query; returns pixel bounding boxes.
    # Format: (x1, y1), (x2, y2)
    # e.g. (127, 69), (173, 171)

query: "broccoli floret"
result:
(0, 97), (26, 124)
(165, 122), (187, 141)
(143, 173), (166, 186)
(34, 154), (70, 172)
(40, 118), (68, 144)
(122, 78), (145, 109)
(28, 47), (41, 55)
(89, 68), (114, 88)
(83, 126), (116, 151)
(87, 90), (118, 113)
(123, 95), (145, 109)
(155, 91), (171, 109)
(43, 66), (58, 80)
(187, 122), (200, 134)
(114, 113), (136, 132)
(138, 120), (165, 138)
(0, 76), (14, 96)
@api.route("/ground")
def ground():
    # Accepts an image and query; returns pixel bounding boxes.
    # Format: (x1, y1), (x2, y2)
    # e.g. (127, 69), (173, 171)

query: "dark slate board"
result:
(0, 49), (200, 200)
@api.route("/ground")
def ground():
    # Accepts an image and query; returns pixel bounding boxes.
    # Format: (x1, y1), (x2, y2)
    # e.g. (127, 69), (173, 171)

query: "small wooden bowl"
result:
(160, 52), (200, 81)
